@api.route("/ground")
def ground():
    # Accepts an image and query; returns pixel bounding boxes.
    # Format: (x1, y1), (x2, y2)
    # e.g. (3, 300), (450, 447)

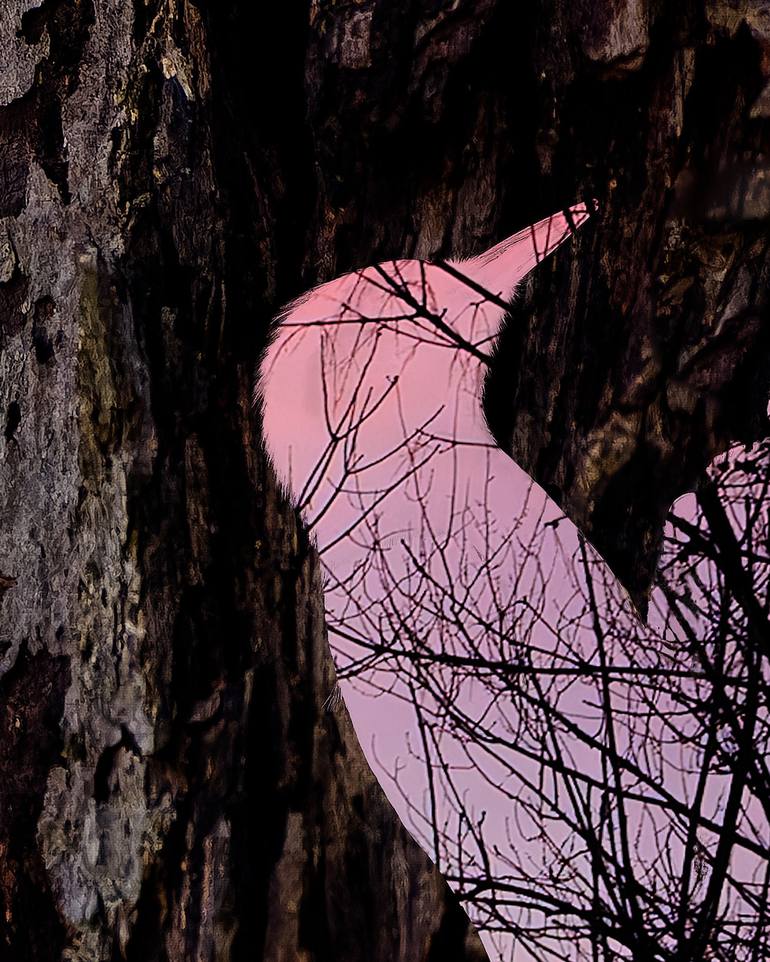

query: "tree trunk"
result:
(481, 2), (770, 613)
(0, 1), (490, 958)
(1, 1), (767, 960)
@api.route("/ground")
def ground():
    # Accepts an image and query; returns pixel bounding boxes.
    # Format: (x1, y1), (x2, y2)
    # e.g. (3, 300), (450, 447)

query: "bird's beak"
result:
(449, 199), (595, 298)
(504, 199), (595, 267)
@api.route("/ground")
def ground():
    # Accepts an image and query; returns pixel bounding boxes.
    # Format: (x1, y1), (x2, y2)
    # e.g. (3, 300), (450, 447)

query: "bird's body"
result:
(254, 201), (769, 962)
(255, 204), (593, 833)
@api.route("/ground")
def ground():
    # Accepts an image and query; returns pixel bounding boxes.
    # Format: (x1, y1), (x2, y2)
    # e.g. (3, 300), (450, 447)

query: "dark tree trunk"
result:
(0, 0), (766, 960)
(0, 1), (489, 959)
(480, 3), (770, 613)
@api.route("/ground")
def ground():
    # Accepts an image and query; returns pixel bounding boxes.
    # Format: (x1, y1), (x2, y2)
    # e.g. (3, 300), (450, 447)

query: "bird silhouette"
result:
(254, 202), (612, 949)
(254, 203), (770, 962)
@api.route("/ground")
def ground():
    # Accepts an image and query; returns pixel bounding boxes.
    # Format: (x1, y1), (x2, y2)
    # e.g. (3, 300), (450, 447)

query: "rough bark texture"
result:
(0, 0), (768, 960)
(0, 1), (491, 959)
(481, 2), (770, 612)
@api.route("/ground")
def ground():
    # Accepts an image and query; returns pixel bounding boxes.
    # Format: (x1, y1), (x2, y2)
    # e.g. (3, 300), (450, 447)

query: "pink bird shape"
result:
(255, 201), (599, 903)
(254, 198), (770, 962)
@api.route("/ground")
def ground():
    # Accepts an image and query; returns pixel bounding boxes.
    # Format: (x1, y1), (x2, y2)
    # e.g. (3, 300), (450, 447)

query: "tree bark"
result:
(1, 0), (768, 960)
(481, 2), (770, 612)
(0, 1), (491, 959)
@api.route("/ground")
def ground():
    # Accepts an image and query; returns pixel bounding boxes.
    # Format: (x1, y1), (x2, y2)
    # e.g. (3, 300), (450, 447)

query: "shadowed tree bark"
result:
(0, 0), (767, 960)
(481, 2), (770, 613)
(0, 1), (488, 959)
